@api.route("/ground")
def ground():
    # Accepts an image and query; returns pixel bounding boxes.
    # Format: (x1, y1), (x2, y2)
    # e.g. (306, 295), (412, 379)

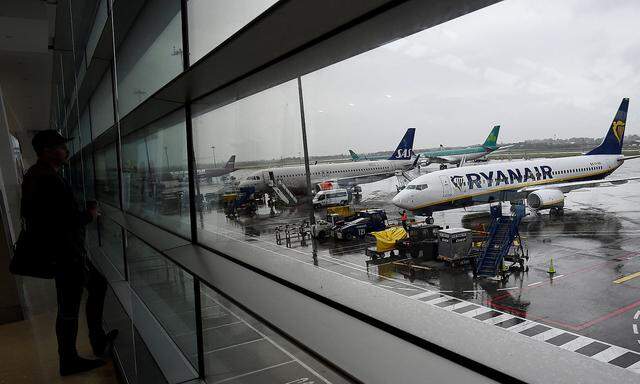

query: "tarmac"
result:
(190, 158), (640, 374)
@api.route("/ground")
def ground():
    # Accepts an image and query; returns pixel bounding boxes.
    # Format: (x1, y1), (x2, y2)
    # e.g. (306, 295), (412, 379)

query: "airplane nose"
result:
(392, 192), (410, 209)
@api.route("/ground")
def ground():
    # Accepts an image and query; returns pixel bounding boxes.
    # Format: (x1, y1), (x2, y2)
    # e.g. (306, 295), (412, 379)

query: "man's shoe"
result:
(60, 357), (105, 376)
(91, 329), (119, 357)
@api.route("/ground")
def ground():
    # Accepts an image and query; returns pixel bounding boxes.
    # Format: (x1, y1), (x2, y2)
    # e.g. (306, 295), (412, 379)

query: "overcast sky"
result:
(194, 0), (640, 162)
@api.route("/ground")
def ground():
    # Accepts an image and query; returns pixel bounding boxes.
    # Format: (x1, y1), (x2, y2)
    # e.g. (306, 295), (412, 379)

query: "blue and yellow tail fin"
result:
(586, 98), (629, 155)
(482, 125), (500, 149)
(388, 128), (416, 160)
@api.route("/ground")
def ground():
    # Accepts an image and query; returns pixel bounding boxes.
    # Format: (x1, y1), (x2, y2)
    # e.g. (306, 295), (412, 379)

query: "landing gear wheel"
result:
(550, 207), (565, 217)
(439, 164), (447, 170)
(426, 216), (434, 224)
(345, 233), (353, 241)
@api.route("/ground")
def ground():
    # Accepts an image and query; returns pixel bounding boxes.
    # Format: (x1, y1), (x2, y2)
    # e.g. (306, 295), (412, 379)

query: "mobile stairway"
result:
(269, 180), (298, 205)
(475, 204), (527, 278)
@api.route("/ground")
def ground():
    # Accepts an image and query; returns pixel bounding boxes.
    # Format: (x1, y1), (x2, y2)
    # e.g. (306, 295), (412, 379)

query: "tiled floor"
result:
(127, 250), (352, 384)
(0, 278), (118, 384)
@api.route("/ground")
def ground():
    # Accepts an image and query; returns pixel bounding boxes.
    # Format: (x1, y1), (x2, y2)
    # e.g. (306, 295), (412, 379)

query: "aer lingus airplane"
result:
(393, 98), (639, 218)
(418, 125), (512, 169)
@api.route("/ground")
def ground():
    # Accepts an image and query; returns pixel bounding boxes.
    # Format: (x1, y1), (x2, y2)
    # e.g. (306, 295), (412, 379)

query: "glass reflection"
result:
(187, 0), (277, 63)
(190, 80), (304, 245)
(99, 217), (125, 279)
(115, 0), (182, 117)
(122, 110), (190, 237)
(90, 70), (115, 138)
(94, 143), (119, 207)
(126, 233), (197, 368)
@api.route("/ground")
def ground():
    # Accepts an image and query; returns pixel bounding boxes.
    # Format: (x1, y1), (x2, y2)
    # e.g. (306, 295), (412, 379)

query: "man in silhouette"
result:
(21, 130), (116, 376)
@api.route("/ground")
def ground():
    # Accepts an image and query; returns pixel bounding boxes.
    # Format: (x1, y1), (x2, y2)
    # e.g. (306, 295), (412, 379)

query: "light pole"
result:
(210, 145), (216, 168)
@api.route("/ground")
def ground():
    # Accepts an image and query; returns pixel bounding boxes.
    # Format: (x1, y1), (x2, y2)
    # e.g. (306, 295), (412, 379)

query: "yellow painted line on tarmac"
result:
(613, 271), (640, 284)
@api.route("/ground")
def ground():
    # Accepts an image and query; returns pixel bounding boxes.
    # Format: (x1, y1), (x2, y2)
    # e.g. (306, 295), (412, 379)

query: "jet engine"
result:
(526, 189), (564, 209)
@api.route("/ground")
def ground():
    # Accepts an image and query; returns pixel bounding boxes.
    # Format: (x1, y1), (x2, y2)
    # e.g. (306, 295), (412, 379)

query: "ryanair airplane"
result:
(393, 98), (640, 217)
(239, 128), (418, 194)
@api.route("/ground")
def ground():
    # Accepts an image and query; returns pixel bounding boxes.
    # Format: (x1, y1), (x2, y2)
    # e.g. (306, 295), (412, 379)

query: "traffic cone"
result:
(548, 258), (556, 275)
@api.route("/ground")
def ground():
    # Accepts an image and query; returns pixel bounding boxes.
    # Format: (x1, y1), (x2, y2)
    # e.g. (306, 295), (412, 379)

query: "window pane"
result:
(99, 217), (125, 279)
(90, 69), (115, 137)
(79, 107), (92, 147)
(122, 109), (191, 238)
(189, 80), (303, 239)
(115, 0), (183, 117)
(95, 143), (119, 207)
(86, 0), (108, 63)
(126, 232), (197, 368)
(83, 148), (96, 201)
(187, 0), (277, 63)
(104, 288), (136, 381)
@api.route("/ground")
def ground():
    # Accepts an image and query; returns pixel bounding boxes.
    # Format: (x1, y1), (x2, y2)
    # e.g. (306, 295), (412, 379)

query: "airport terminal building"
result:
(1, 1), (640, 383)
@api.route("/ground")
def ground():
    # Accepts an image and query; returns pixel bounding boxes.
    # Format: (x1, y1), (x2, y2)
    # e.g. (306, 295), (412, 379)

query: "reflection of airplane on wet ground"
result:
(418, 125), (512, 169)
(394, 98), (640, 218)
(239, 128), (419, 204)
(171, 155), (236, 182)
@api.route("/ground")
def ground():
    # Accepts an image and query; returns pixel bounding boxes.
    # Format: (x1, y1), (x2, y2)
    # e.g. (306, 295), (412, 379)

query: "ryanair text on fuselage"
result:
(452, 166), (553, 191)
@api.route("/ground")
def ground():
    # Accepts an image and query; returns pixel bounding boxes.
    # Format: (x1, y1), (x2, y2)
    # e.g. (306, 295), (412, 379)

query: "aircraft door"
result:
(265, 171), (275, 187)
(440, 175), (453, 198)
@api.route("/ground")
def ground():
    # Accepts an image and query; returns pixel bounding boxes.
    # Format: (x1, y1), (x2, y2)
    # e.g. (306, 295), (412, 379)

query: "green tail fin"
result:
(482, 125), (500, 148)
(349, 150), (360, 161)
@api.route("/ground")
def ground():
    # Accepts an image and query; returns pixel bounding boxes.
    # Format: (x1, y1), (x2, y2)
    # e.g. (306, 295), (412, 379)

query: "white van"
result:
(312, 189), (349, 208)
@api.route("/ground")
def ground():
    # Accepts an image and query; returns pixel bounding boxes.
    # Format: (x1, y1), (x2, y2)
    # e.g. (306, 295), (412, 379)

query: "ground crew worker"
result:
(21, 130), (117, 376)
(401, 210), (408, 230)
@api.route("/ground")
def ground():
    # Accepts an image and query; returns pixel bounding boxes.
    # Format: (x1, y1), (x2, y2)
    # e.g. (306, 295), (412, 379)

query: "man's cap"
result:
(32, 130), (72, 153)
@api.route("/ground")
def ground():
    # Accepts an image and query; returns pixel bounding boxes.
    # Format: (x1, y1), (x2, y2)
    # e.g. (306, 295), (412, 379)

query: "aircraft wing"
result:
(490, 145), (515, 153)
(332, 172), (396, 188)
(620, 154), (640, 161)
(424, 155), (457, 164)
(517, 176), (640, 194)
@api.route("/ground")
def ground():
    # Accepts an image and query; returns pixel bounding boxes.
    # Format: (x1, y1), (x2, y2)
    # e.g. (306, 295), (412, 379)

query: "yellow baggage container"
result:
(370, 227), (408, 252)
(326, 205), (354, 217)
(222, 193), (238, 203)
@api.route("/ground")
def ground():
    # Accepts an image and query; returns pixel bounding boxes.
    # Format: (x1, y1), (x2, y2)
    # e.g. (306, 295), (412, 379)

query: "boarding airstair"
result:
(475, 204), (525, 277)
(269, 180), (298, 205)
(395, 170), (416, 191)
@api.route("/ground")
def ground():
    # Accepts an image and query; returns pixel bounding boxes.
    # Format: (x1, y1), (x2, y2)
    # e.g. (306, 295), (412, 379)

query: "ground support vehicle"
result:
(396, 223), (442, 259)
(334, 209), (388, 240)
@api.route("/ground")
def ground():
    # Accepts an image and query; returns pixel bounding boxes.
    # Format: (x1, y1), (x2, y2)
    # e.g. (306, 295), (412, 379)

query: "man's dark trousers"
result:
(55, 260), (107, 360)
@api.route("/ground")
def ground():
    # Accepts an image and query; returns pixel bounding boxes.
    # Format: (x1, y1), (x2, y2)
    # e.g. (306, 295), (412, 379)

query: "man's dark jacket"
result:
(21, 160), (92, 268)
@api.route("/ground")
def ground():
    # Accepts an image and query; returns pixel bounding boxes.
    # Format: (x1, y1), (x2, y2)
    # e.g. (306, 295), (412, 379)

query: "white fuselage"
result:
(433, 151), (488, 164)
(393, 155), (623, 213)
(239, 159), (415, 193)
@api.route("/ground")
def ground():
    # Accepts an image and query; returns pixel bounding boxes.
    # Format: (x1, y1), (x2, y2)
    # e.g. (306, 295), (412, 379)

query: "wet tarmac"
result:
(194, 159), (640, 367)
